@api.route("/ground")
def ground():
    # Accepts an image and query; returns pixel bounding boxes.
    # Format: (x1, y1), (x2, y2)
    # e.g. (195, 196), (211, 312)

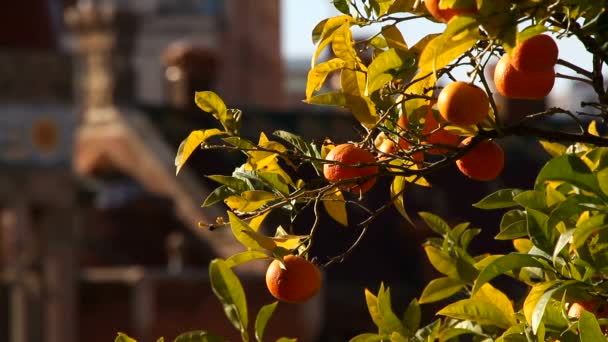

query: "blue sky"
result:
(280, 1), (595, 96)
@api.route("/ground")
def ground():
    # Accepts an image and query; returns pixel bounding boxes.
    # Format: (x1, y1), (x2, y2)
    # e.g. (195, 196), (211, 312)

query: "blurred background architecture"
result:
(0, 1), (598, 342)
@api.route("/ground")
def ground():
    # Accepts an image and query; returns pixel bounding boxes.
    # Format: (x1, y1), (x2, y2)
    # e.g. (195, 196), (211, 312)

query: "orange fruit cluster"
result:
(456, 137), (504, 181)
(424, 0), (477, 23)
(265, 255), (321, 303)
(398, 103), (460, 155)
(323, 143), (378, 194)
(494, 34), (558, 99)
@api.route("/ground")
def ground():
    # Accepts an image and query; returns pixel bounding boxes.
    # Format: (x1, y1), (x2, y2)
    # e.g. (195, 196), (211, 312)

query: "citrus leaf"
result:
(228, 211), (277, 251)
(209, 259), (248, 337)
(472, 189), (524, 209)
(249, 211), (271, 232)
(381, 25), (408, 50)
(173, 331), (224, 342)
(202, 186), (236, 207)
(332, 22), (357, 62)
(391, 176), (414, 226)
(423, 245), (458, 278)
(207, 175), (251, 193)
(348, 333), (384, 342)
(367, 48), (416, 94)
(418, 16), (480, 74)
(115, 333), (137, 342)
(535, 154), (606, 200)
(311, 15), (353, 66)
(306, 58), (346, 99)
(323, 189), (348, 226)
(377, 286), (406, 335)
(175, 128), (227, 175)
(418, 277), (465, 304)
(579, 309), (605, 341)
(419, 212), (450, 235)
(571, 213), (607, 250)
(539, 140), (567, 157)
(194, 91), (227, 120)
(472, 254), (544, 294)
(224, 191), (277, 212)
(402, 298), (421, 334)
(254, 301), (278, 342)
(225, 251), (269, 268)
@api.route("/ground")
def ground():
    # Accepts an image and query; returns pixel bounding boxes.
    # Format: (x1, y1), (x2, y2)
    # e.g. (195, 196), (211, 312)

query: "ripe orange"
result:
(456, 137), (504, 181)
(323, 144), (378, 194)
(494, 54), (555, 99)
(437, 82), (489, 127)
(265, 255), (321, 303)
(568, 300), (608, 319)
(422, 108), (460, 154)
(424, 0), (477, 23)
(510, 34), (558, 72)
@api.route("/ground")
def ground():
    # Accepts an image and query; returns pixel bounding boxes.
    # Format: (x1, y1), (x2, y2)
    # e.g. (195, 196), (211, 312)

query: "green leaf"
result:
(572, 214), (607, 250)
(527, 208), (554, 254)
(367, 48), (416, 94)
(224, 190), (277, 212)
(419, 212), (450, 235)
(392, 176), (414, 226)
(255, 302), (278, 342)
(173, 331), (224, 342)
(539, 140), (567, 157)
(348, 333), (384, 342)
(175, 128), (227, 175)
(381, 25), (408, 50)
(579, 309), (606, 342)
(418, 16), (480, 74)
(376, 286), (406, 335)
(516, 24), (548, 45)
(306, 58), (346, 99)
(207, 175), (251, 193)
(472, 254), (544, 294)
(275, 338), (298, 342)
(209, 259), (248, 338)
(323, 189), (348, 227)
(438, 328), (477, 342)
(522, 281), (575, 333)
(194, 92), (240, 134)
(535, 154), (606, 200)
(496, 210), (527, 240)
(437, 299), (512, 328)
(598, 167), (608, 197)
(332, 0), (350, 14)
(472, 189), (524, 209)
(115, 333), (137, 342)
(311, 15), (353, 65)
(202, 186), (236, 207)
(225, 251), (269, 268)
(552, 229), (575, 263)
(402, 298), (421, 334)
(228, 212), (277, 251)
(513, 190), (547, 210)
(423, 245), (458, 278)
(547, 195), (604, 231)
(418, 277), (465, 304)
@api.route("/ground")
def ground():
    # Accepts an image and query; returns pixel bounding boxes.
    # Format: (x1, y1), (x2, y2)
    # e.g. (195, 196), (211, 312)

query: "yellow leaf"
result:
(224, 190), (276, 212)
(272, 234), (308, 249)
(332, 22), (358, 62)
(404, 165), (431, 187)
(323, 189), (348, 226)
(474, 283), (517, 327)
(513, 239), (533, 253)
(249, 211), (271, 232)
(306, 58), (346, 99)
(175, 128), (226, 175)
(228, 211), (277, 251)
(391, 176), (414, 225)
(381, 25), (408, 50)
(539, 140), (566, 157)
(588, 120), (600, 137)
(312, 15), (353, 67)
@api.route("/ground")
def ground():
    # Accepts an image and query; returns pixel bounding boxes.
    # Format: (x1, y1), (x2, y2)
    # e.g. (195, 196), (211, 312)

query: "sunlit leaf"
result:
(419, 212), (450, 235)
(173, 331), (224, 342)
(254, 302), (278, 342)
(228, 211), (277, 250)
(312, 15), (353, 66)
(323, 189), (348, 226)
(225, 251), (269, 268)
(175, 128), (227, 175)
(249, 211), (271, 232)
(424, 245), (459, 278)
(195, 92), (240, 134)
(473, 189), (524, 209)
(224, 191), (277, 212)
(391, 176), (414, 225)
(381, 25), (408, 50)
(579, 309), (606, 341)
(332, 22), (357, 62)
(419, 277), (465, 303)
(348, 333), (384, 342)
(472, 254), (544, 294)
(418, 16), (480, 74)
(306, 58), (346, 99)
(402, 298), (421, 334)
(115, 333), (137, 342)
(367, 48), (416, 94)
(535, 154), (605, 200)
(209, 259), (248, 337)
(202, 186), (236, 207)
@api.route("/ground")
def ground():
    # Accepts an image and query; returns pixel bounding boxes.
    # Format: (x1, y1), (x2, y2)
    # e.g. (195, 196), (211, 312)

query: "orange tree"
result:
(118, 1), (608, 341)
